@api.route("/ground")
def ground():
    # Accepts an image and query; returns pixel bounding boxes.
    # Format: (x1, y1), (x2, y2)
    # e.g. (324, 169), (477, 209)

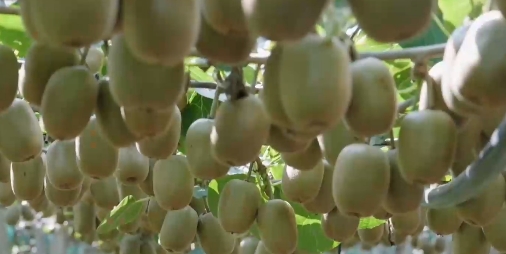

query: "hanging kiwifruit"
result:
(139, 159), (156, 196)
(197, 213), (236, 254)
(278, 34), (352, 134)
(122, 0), (199, 66)
(5, 204), (21, 226)
(391, 208), (421, 235)
(282, 162), (324, 203)
(196, 16), (256, 65)
(383, 149), (423, 214)
(122, 106), (175, 139)
(19, 0), (41, 41)
(256, 199), (298, 254)
(41, 66), (99, 140)
(0, 45), (18, 113)
(0, 99), (44, 162)
(450, 117), (483, 176)
(447, 11), (506, 110)
(11, 153), (45, 201)
(455, 174), (505, 226)
(89, 176), (120, 210)
(318, 120), (365, 166)
(27, 188), (49, 212)
(45, 140), (84, 190)
(202, 0), (248, 34)
(76, 116), (119, 179)
(159, 206), (198, 253)
(120, 233), (142, 254)
(358, 224), (384, 244)
(347, 0), (433, 42)
(218, 179), (262, 234)
(73, 200), (96, 235)
(0, 152), (10, 183)
(482, 206), (506, 252)
(372, 207), (392, 220)
(281, 139), (323, 170)
(146, 197), (166, 233)
(452, 223), (491, 254)
(136, 105), (181, 159)
(345, 57), (397, 137)
(266, 125), (310, 153)
(185, 119), (230, 179)
(397, 110), (457, 184)
(30, 0), (118, 47)
(321, 207), (359, 242)
(332, 144), (390, 217)
(238, 236), (259, 254)
(108, 35), (185, 110)
(117, 182), (148, 234)
(44, 178), (81, 207)
(211, 94), (270, 167)
(19, 43), (79, 107)
(302, 160), (335, 214)
(115, 145), (150, 185)
(96, 79), (139, 148)
(153, 155), (194, 210)
(241, 0), (329, 41)
(0, 181), (16, 206)
(85, 47), (105, 74)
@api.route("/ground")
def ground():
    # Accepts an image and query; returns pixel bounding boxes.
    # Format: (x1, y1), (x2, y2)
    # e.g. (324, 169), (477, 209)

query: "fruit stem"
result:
(256, 157), (273, 200)
(102, 40), (110, 57)
(389, 130), (396, 149)
(244, 162), (255, 182)
(224, 67), (248, 101)
(251, 63), (262, 87)
(208, 86), (221, 119)
(80, 46), (90, 66)
(431, 12), (451, 38)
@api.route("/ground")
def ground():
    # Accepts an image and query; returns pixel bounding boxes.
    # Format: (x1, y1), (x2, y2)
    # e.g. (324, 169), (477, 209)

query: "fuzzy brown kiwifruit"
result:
(282, 162), (324, 203)
(153, 155), (194, 211)
(0, 45), (18, 114)
(302, 160), (336, 214)
(256, 199), (298, 254)
(281, 139), (323, 171)
(11, 153), (45, 201)
(452, 223), (491, 254)
(321, 207), (359, 242)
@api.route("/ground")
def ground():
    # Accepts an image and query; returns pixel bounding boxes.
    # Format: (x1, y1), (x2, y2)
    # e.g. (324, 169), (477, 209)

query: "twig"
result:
(208, 86), (221, 119)
(102, 40), (109, 56)
(245, 162), (255, 182)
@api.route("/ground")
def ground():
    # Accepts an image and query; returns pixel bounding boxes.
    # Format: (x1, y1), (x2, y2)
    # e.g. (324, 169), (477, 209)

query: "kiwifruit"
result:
(85, 47), (105, 74)
(260, 46), (292, 128)
(189, 197), (207, 216)
(77, 116), (119, 179)
(99, 241), (119, 253)
(397, 110), (457, 184)
(281, 139), (323, 171)
(41, 203), (56, 218)
(185, 118), (230, 179)
(197, 213), (236, 254)
(140, 240), (156, 254)
(453, 223), (491, 254)
(115, 145), (150, 185)
(153, 155), (193, 210)
(372, 206), (392, 220)
(31, 0), (118, 47)
(241, 0), (329, 41)
(77, 176), (92, 202)
(45, 140), (84, 190)
(391, 209), (421, 235)
(44, 177), (81, 207)
(332, 144), (390, 217)
(155, 244), (168, 254)
(0, 45), (18, 113)
(136, 106), (181, 159)
(302, 160), (335, 214)
(96, 79), (139, 148)
(5, 204), (21, 226)
(146, 197), (166, 233)
(28, 188), (49, 212)
(441, 23), (471, 96)
(340, 232), (360, 248)
(482, 206), (506, 252)
(0, 152), (10, 183)
(89, 176), (120, 210)
(108, 35), (185, 110)
(451, 117), (483, 176)
(345, 58), (398, 137)
(256, 199), (298, 254)
(20, 43), (79, 106)
(448, 11), (506, 110)
(318, 120), (365, 166)
(253, 241), (272, 254)
(434, 237), (446, 253)
(203, 0), (248, 35)
(266, 125), (310, 153)
(139, 159), (156, 196)
(122, 105), (175, 139)
(0, 181), (15, 206)
(19, 0), (41, 41)
(347, 0), (433, 42)
(358, 224), (384, 244)
(123, 0), (199, 66)
(238, 236), (259, 254)
(419, 61), (465, 125)
(455, 174), (506, 226)
(11, 153), (45, 201)
(282, 162), (324, 203)
(196, 16), (256, 65)
(41, 66), (99, 140)
(321, 207), (359, 242)
(383, 149), (423, 214)
(0, 99), (43, 162)
(218, 179), (262, 234)
(73, 200), (96, 234)
(278, 34), (352, 134)
(120, 233), (142, 254)
(211, 94), (270, 166)
(158, 206), (198, 252)
(20, 205), (34, 221)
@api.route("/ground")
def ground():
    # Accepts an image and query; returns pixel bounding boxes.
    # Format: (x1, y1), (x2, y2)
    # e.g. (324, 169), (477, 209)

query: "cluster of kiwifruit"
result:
(0, 0), (506, 253)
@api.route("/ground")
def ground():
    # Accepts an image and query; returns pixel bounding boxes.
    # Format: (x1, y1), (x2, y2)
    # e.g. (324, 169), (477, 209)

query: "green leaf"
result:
(270, 164), (284, 180)
(0, 13), (32, 58)
(189, 66), (214, 82)
(393, 67), (417, 101)
(439, 0), (487, 28)
(96, 195), (145, 235)
(358, 217), (386, 229)
(179, 93), (213, 146)
(243, 65), (257, 85)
